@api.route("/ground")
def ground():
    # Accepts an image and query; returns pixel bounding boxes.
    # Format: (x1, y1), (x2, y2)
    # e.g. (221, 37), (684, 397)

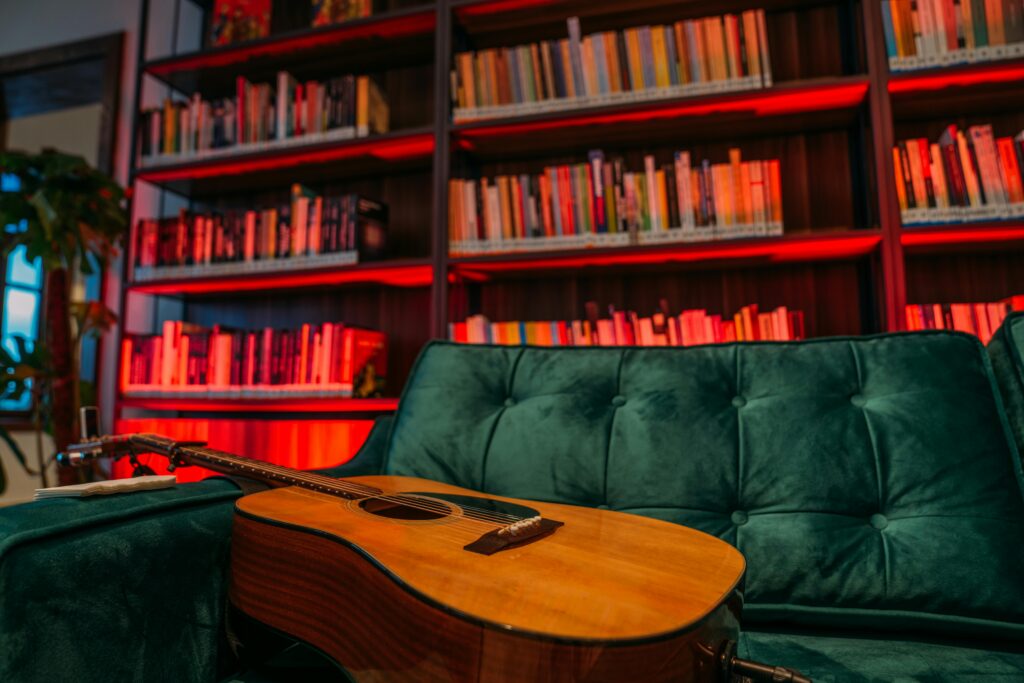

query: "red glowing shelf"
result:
(888, 58), (1024, 95)
(127, 259), (433, 295)
(145, 6), (437, 95)
(900, 224), (1024, 252)
(119, 395), (400, 414)
(134, 130), (435, 188)
(449, 231), (882, 278)
(452, 77), (869, 143)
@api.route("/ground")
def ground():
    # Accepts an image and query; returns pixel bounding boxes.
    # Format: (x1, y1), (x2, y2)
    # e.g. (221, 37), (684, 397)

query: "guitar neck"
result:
(127, 433), (379, 499)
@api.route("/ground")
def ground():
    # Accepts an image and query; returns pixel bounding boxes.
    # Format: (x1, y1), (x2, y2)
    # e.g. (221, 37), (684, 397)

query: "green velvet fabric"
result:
(0, 478), (242, 682)
(738, 628), (1024, 682)
(989, 312), (1024, 461)
(387, 336), (1024, 637)
(0, 415), (393, 683)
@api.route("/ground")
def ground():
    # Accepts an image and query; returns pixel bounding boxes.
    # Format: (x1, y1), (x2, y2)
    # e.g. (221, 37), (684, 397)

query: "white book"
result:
(35, 475), (176, 500)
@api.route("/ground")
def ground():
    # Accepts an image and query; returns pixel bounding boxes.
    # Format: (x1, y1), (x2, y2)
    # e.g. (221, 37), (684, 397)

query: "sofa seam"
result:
(478, 346), (525, 492)
(734, 345), (743, 551)
(603, 349), (627, 506)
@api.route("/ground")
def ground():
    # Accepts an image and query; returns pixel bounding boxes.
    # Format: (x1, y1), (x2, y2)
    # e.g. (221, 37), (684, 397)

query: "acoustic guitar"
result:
(62, 433), (751, 682)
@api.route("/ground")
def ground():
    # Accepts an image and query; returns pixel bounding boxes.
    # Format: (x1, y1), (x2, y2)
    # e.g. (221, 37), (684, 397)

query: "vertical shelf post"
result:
(430, 1), (452, 339)
(862, 0), (907, 331)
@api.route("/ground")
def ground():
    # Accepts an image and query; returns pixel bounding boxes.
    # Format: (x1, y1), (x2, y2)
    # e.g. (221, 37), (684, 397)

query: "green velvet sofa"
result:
(3, 324), (1024, 683)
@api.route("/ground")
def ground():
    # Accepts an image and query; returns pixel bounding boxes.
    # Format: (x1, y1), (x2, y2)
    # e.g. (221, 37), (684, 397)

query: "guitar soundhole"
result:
(358, 495), (450, 521)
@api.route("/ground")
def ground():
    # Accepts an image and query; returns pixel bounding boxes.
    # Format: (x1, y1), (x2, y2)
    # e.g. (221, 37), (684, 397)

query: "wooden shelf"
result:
(133, 129), (435, 197)
(449, 230), (881, 279)
(119, 395), (399, 415)
(145, 6), (437, 96)
(453, 78), (869, 158)
(901, 224), (1024, 254)
(127, 258), (434, 295)
(889, 58), (1024, 120)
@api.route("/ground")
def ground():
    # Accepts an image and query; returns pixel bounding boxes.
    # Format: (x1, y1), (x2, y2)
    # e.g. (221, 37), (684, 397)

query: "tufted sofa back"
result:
(385, 334), (1024, 637)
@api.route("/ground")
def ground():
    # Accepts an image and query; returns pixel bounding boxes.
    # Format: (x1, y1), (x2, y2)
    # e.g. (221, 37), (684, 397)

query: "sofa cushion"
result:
(386, 336), (1024, 637)
(739, 628), (1024, 682)
(989, 312), (1024, 459)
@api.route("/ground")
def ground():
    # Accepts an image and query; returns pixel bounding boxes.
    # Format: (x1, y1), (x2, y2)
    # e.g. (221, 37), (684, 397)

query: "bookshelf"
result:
(118, 0), (1024, 467)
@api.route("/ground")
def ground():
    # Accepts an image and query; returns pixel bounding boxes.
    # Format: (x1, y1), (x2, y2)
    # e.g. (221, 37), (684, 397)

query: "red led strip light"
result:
(134, 132), (434, 183)
(454, 80), (869, 139)
(146, 10), (436, 77)
(889, 60), (1024, 94)
(128, 262), (433, 294)
(118, 396), (399, 413)
(900, 225), (1024, 248)
(450, 232), (882, 277)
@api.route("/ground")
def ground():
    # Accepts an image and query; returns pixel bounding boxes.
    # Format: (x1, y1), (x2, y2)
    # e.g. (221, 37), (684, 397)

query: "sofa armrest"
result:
(988, 312), (1024, 461)
(316, 414), (392, 479)
(0, 478), (243, 683)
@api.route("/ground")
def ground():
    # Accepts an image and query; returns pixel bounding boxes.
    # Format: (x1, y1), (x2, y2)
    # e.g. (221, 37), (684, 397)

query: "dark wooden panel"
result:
(905, 251), (1024, 304)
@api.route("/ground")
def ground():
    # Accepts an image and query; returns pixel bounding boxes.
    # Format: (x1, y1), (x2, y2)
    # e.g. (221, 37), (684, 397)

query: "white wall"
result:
(0, 0), (200, 491)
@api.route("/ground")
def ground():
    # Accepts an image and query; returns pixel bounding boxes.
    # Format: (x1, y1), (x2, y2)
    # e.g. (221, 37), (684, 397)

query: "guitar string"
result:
(181, 445), (527, 528)
(132, 437), (529, 529)
(208, 455), (524, 527)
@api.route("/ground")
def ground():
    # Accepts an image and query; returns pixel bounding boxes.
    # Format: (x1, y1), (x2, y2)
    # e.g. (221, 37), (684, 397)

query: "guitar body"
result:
(229, 475), (745, 683)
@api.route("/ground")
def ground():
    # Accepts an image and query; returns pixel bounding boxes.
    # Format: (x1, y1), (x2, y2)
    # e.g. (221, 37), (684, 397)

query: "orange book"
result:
(892, 148), (908, 211)
(624, 29), (645, 90)
(742, 305), (760, 341)
(487, 50), (502, 106)
(530, 43), (545, 101)
(768, 160), (783, 223)
(986, 0), (1006, 45)
(559, 40), (576, 98)
(723, 14), (741, 78)
(581, 37), (598, 97)
(741, 11), (761, 78)
(729, 149), (745, 224)
(457, 53), (475, 108)
(733, 312), (746, 341)
(997, 137), (1024, 203)
(650, 26), (670, 88)
(739, 162), (753, 225)
(120, 338), (133, 390)
(673, 22), (690, 84)
(509, 176), (524, 239)
(656, 169), (670, 229)
(604, 32), (622, 92)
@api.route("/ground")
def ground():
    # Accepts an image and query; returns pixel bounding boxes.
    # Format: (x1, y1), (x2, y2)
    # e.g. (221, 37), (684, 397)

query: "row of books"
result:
(451, 11), (772, 121)
(906, 295), (1024, 344)
(449, 303), (805, 347)
(210, 0), (373, 47)
(449, 149), (783, 255)
(121, 321), (387, 398)
(132, 189), (387, 280)
(894, 123), (1024, 225)
(881, 0), (1024, 71)
(139, 72), (388, 162)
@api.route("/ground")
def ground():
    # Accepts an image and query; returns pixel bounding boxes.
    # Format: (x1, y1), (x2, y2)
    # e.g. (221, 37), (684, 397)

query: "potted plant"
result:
(0, 149), (127, 486)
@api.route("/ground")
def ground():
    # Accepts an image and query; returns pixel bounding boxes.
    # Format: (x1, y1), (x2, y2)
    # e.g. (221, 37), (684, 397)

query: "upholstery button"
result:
(869, 513), (888, 530)
(732, 396), (747, 408)
(850, 394), (867, 408)
(731, 511), (748, 526)
(504, 397), (516, 408)
(611, 395), (627, 407)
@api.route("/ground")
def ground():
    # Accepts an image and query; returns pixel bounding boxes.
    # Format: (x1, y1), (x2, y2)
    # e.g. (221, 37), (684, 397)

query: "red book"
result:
(341, 328), (388, 397)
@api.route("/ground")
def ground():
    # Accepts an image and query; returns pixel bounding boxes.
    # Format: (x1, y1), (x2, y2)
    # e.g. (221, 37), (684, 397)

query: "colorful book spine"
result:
(121, 322), (388, 398)
(449, 148), (783, 254)
(132, 193), (388, 279)
(894, 123), (1024, 225)
(449, 304), (805, 346)
(139, 72), (388, 162)
(905, 295), (1024, 344)
(882, 0), (1024, 71)
(451, 10), (772, 121)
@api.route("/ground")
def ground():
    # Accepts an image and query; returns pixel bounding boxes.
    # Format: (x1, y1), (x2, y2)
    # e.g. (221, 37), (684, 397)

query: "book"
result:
(451, 11), (772, 121)
(132, 192), (388, 280)
(449, 303), (805, 346)
(894, 122), (1024, 225)
(882, 0), (1024, 71)
(210, 0), (271, 47)
(311, 0), (372, 28)
(449, 147), (783, 255)
(140, 72), (388, 162)
(34, 475), (177, 500)
(905, 295), (1024, 343)
(121, 322), (388, 398)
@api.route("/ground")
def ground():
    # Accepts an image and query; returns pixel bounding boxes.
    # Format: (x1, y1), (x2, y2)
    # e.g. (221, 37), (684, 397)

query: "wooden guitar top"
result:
(234, 475), (745, 643)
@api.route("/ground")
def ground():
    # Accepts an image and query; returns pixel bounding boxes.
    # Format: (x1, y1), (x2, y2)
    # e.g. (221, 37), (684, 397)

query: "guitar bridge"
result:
(463, 516), (564, 556)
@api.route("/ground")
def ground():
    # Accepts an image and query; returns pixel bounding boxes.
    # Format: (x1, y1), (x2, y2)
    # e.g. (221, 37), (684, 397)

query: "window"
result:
(2, 173), (43, 412)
